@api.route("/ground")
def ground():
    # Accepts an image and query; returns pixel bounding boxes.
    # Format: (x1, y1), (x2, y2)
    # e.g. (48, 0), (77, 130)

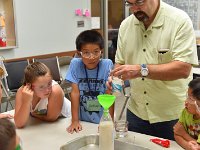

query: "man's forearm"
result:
(147, 61), (192, 81)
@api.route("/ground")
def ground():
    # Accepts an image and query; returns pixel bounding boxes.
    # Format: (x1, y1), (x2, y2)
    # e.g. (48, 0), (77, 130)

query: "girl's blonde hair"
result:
(23, 62), (52, 85)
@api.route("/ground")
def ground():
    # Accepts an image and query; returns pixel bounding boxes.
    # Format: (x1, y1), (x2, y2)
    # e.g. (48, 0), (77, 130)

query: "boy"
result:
(0, 118), (21, 150)
(66, 30), (113, 134)
(174, 78), (200, 150)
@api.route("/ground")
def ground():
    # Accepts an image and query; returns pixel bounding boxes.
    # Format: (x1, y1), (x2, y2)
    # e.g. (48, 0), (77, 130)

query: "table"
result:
(4, 110), (183, 150)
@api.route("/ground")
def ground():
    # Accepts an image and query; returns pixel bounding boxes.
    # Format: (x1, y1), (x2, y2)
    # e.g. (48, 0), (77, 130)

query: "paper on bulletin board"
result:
(91, 17), (100, 29)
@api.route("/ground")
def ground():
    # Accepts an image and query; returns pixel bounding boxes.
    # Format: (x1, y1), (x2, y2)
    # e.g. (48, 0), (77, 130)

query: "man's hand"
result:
(110, 65), (141, 80)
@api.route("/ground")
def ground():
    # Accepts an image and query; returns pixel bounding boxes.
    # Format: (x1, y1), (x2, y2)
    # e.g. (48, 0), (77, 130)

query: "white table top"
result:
(4, 110), (183, 150)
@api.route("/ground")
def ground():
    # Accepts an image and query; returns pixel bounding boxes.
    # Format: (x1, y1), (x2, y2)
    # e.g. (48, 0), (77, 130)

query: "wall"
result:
(0, 0), (91, 59)
(163, 0), (200, 30)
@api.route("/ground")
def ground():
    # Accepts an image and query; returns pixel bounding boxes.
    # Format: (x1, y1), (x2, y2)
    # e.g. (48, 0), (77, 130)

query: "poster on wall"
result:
(0, 11), (7, 47)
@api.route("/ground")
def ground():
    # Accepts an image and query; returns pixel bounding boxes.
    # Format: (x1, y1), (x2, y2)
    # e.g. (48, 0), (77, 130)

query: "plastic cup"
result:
(115, 120), (128, 138)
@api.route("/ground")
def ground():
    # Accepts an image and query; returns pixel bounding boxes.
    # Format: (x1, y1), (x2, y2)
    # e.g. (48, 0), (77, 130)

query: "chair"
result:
(60, 79), (72, 100)
(33, 56), (62, 84)
(0, 59), (8, 112)
(1, 60), (29, 112)
(58, 56), (73, 100)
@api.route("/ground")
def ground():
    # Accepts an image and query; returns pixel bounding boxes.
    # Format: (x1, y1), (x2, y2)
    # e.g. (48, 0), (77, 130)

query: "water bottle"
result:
(99, 109), (114, 150)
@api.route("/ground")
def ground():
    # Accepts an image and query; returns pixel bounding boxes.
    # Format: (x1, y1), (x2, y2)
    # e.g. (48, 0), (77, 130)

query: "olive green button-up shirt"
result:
(116, 1), (198, 123)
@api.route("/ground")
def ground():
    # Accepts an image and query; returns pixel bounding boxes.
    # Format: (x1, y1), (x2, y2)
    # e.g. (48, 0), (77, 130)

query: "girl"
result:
(14, 62), (71, 128)
(174, 78), (200, 150)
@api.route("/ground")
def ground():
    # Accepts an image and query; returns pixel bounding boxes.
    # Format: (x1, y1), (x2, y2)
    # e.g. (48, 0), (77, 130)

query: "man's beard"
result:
(134, 11), (149, 22)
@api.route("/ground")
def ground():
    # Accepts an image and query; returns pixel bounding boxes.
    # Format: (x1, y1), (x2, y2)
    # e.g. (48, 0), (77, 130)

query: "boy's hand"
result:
(66, 121), (82, 134)
(106, 76), (113, 93)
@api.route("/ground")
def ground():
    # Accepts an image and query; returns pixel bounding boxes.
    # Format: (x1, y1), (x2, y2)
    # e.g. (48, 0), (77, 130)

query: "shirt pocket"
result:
(158, 49), (172, 64)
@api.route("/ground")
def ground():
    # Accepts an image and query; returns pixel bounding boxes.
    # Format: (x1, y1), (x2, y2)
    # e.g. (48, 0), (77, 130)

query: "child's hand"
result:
(185, 100), (200, 116)
(106, 76), (113, 93)
(66, 121), (82, 134)
(22, 85), (34, 103)
(187, 141), (200, 150)
(194, 101), (200, 116)
(173, 122), (187, 136)
(0, 113), (13, 119)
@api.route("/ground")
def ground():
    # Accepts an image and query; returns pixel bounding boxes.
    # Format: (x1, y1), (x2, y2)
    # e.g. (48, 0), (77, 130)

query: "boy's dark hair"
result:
(188, 78), (200, 100)
(0, 118), (16, 150)
(76, 30), (104, 51)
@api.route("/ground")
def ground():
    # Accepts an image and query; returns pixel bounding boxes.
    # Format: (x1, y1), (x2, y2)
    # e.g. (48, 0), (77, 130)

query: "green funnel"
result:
(97, 94), (116, 110)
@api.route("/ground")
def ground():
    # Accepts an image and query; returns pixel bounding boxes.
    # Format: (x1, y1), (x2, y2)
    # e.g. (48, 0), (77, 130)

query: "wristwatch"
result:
(140, 64), (149, 77)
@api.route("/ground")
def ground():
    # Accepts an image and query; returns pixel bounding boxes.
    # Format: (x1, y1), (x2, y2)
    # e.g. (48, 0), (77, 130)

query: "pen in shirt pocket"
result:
(158, 48), (170, 62)
(158, 48), (169, 54)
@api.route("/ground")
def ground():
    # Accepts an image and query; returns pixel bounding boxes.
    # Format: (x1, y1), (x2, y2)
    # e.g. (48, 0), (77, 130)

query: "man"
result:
(109, 0), (198, 140)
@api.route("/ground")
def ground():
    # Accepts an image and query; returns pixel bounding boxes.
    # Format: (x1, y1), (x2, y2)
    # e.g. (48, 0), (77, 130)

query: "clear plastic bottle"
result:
(112, 76), (123, 97)
(99, 109), (114, 150)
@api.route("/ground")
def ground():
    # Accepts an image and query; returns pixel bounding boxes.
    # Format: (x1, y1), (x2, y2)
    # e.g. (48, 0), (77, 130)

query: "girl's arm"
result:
(174, 122), (194, 141)
(32, 84), (64, 121)
(174, 134), (189, 149)
(174, 134), (196, 150)
(14, 85), (33, 128)
(174, 122), (196, 149)
(0, 113), (13, 119)
(188, 141), (200, 150)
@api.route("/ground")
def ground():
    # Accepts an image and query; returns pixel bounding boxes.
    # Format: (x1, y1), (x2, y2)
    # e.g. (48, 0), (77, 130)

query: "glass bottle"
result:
(99, 109), (114, 150)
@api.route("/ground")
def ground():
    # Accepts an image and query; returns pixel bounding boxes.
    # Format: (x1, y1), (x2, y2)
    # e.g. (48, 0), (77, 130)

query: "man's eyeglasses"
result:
(80, 50), (101, 58)
(125, 0), (145, 7)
